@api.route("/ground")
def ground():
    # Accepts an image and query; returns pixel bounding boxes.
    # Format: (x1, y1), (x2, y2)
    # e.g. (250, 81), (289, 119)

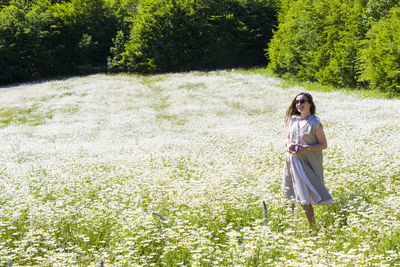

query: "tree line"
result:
(0, 0), (278, 84)
(268, 0), (400, 95)
(1, 0), (399, 94)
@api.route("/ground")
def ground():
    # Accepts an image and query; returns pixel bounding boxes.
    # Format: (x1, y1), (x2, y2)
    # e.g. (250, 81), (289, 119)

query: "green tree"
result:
(365, 0), (399, 23)
(268, 0), (323, 79)
(108, 0), (278, 73)
(0, 0), (10, 9)
(0, 0), (47, 83)
(0, 0), (122, 84)
(314, 0), (366, 87)
(359, 6), (400, 94)
(268, 0), (367, 87)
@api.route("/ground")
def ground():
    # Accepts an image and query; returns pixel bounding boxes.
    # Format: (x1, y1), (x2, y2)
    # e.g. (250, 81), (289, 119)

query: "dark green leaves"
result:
(107, 0), (278, 73)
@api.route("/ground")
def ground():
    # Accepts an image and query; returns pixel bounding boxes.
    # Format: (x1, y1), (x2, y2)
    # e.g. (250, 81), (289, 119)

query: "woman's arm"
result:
(303, 125), (327, 152)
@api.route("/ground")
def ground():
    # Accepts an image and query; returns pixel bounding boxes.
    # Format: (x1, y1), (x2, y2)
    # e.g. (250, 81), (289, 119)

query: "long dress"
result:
(282, 115), (333, 205)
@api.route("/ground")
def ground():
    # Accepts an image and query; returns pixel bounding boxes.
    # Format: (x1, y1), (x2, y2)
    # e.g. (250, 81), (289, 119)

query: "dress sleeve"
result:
(310, 116), (323, 133)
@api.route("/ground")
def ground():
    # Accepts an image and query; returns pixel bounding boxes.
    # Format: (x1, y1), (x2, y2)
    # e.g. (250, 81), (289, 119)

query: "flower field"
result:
(0, 71), (399, 266)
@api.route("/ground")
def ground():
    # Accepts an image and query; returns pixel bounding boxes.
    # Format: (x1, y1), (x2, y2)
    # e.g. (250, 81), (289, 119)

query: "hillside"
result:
(0, 71), (399, 265)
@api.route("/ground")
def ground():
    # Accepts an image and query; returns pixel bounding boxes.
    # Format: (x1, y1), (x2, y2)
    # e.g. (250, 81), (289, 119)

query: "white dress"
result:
(282, 115), (333, 205)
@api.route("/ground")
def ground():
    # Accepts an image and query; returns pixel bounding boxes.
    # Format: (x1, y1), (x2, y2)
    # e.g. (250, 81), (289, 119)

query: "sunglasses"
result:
(295, 99), (308, 104)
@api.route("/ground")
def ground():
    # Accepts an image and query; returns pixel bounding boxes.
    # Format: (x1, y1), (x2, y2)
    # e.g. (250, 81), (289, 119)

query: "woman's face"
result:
(295, 94), (311, 114)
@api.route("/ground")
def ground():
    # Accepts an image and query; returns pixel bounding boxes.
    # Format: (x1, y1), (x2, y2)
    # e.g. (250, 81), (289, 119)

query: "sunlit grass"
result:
(0, 70), (399, 265)
(239, 67), (397, 99)
(0, 105), (53, 127)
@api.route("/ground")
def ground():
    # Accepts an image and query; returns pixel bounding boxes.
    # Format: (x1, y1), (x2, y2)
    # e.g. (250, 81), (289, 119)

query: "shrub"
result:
(0, 0), (10, 9)
(359, 6), (400, 94)
(267, 0), (322, 80)
(0, 0), (121, 84)
(0, 0), (52, 83)
(365, 0), (400, 23)
(313, 0), (366, 87)
(108, 0), (278, 73)
(268, 0), (367, 87)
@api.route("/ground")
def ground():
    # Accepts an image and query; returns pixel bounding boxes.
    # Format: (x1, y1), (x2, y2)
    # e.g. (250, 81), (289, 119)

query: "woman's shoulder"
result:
(309, 115), (323, 128)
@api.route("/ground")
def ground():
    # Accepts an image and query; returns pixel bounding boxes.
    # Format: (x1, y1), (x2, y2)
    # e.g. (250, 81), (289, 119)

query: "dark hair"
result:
(285, 92), (316, 125)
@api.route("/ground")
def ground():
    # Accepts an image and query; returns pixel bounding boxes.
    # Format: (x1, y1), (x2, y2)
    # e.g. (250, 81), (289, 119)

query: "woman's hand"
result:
(287, 143), (298, 153)
(292, 125), (327, 155)
(288, 144), (310, 154)
(295, 145), (310, 155)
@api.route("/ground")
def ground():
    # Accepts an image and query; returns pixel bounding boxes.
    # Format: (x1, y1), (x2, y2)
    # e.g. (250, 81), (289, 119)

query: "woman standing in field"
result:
(283, 92), (333, 226)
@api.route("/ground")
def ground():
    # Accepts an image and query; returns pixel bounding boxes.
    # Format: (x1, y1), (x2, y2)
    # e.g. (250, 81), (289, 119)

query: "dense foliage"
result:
(2, 0), (399, 93)
(359, 6), (400, 94)
(0, 0), (277, 84)
(268, 0), (400, 94)
(0, 0), (138, 84)
(108, 0), (278, 73)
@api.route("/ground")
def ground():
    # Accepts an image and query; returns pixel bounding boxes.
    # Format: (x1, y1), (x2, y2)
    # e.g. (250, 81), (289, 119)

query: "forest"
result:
(1, 0), (399, 94)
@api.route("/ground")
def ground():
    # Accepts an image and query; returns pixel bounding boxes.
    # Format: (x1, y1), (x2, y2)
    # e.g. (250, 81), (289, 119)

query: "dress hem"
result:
(283, 197), (334, 206)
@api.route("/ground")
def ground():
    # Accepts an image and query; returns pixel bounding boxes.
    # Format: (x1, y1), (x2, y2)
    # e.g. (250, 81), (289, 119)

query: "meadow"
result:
(0, 70), (399, 266)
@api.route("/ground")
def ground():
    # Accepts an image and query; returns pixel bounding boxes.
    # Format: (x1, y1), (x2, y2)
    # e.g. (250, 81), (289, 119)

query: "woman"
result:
(283, 92), (333, 226)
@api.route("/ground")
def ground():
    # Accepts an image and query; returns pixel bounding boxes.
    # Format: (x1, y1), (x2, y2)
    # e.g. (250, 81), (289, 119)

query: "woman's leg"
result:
(301, 204), (315, 226)
(285, 203), (295, 215)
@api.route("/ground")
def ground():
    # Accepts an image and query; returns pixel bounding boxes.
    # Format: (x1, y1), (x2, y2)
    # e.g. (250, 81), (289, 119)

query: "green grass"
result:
(0, 72), (399, 265)
(0, 105), (53, 127)
(237, 67), (398, 99)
